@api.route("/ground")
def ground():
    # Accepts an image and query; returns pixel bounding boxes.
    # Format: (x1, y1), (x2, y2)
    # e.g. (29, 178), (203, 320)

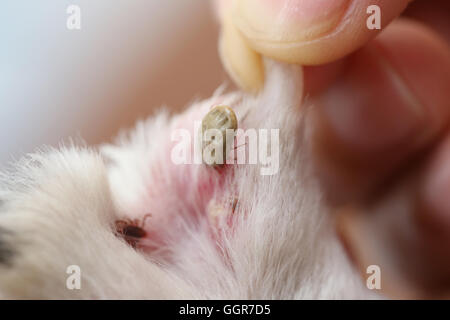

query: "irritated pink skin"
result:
(130, 99), (239, 258)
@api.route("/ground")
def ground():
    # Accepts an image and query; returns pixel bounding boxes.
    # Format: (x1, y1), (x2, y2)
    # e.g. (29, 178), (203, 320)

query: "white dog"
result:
(0, 62), (375, 299)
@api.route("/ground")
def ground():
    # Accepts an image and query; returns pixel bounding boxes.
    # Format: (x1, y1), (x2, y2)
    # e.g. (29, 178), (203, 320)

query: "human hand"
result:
(215, 0), (450, 298)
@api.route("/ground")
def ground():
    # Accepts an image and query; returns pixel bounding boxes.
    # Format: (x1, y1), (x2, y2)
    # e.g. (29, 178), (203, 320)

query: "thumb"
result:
(218, 0), (412, 92)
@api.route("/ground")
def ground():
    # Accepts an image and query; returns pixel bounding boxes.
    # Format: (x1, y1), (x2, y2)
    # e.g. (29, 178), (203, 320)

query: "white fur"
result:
(0, 62), (374, 299)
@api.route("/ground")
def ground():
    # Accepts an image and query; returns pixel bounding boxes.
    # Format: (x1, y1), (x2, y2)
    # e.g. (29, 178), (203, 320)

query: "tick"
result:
(201, 105), (238, 166)
(115, 214), (152, 248)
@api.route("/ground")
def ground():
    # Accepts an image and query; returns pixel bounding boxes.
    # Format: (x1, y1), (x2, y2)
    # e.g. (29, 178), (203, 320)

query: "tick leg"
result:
(115, 220), (129, 229)
(142, 214), (152, 227)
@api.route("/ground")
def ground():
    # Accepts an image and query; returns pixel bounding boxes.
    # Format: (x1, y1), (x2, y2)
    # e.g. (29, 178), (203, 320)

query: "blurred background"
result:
(0, 0), (228, 166)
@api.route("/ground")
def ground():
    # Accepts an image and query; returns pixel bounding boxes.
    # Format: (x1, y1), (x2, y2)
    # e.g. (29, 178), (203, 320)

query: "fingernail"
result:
(219, 13), (265, 92)
(235, 0), (350, 43)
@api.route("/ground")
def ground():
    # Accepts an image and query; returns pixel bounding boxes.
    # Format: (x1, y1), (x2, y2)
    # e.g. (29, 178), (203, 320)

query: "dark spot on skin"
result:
(0, 227), (15, 267)
(114, 214), (152, 249)
(122, 225), (147, 239)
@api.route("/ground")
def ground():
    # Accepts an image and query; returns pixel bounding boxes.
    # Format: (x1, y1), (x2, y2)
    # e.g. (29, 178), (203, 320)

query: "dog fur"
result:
(0, 62), (374, 299)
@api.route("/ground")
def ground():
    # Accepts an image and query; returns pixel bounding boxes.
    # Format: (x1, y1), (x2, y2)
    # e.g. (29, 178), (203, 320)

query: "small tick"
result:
(201, 105), (238, 166)
(115, 214), (152, 248)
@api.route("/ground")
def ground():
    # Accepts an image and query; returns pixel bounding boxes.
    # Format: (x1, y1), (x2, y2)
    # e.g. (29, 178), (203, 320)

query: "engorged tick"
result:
(114, 214), (152, 248)
(201, 105), (238, 167)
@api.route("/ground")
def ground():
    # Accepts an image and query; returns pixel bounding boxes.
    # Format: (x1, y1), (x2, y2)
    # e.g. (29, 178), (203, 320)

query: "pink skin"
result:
(119, 98), (242, 258)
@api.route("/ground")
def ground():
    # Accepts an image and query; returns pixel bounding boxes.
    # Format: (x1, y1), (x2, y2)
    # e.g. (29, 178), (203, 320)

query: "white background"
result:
(0, 0), (226, 166)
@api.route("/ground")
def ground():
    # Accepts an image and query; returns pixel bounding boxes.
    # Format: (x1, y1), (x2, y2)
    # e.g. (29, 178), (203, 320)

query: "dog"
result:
(0, 62), (375, 299)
